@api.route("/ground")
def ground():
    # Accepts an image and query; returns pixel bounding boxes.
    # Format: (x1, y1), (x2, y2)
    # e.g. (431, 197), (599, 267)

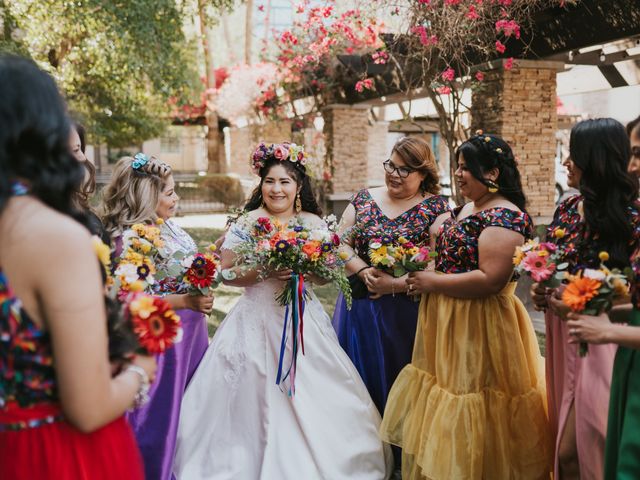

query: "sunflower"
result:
(562, 276), (602, 312)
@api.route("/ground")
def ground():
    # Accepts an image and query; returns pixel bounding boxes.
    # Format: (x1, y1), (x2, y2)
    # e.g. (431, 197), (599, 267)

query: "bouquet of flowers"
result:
(177, 245), (221, 295)
(222, 214), (351, 395)
(562, 251), (631, 356)
(113, 223), (168, 295)
(368, 235), (435, 277)
(92, 230), (182, 364)
(513, 235), (567, 287)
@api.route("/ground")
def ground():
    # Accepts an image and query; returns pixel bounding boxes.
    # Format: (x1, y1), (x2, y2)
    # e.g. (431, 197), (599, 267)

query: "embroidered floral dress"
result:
(0, 186), (143, 479)
(380, 207), (551, 480)
(544, 195), (640, 479)
(125, 219), (209, 480)
(332, 189), (450, 416)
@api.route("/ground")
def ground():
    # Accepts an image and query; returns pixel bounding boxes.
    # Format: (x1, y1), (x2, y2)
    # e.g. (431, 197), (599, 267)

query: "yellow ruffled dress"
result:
(380, 208), (552, 480)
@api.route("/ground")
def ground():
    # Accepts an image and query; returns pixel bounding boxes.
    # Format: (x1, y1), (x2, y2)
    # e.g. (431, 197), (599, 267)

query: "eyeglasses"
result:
(383, 159), (416, 179)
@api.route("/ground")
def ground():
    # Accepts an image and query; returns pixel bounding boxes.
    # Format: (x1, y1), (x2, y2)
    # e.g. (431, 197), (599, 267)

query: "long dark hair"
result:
(73, 121), (97, 210)
(570, 118), (638, 268)
(456, 133), (527, 212)
(244, 156), (322, 216)
(0, 55), (86, 226)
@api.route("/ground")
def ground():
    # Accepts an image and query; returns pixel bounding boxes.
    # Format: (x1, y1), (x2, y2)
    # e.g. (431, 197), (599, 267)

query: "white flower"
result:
(583, 269), (606, 281)
(181, 255), (195, 268)
(370, 241), (382, 249)
(115, 263), (140, 284)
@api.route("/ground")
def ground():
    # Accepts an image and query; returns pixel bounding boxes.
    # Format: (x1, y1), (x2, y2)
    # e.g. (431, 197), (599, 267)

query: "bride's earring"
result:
(295, 193), (302, 213)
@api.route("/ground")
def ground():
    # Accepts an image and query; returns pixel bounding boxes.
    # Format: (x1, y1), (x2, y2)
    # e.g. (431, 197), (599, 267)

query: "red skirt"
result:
(0, 402), (144, 480)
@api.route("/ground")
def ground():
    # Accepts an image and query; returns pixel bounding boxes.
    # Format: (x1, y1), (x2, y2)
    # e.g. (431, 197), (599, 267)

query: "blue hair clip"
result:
(132, 153), (149, 170)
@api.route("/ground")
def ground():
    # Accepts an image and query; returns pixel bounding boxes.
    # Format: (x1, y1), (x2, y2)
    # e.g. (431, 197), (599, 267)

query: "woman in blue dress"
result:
(332, 136), (449, 417)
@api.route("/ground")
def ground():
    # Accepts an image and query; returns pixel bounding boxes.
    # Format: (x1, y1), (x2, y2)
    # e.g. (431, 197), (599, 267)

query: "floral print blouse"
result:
(153, 220), (199, 296)
(349, 189), (450, 264)
(0, 271), (57, 411)
(549, 195), (640, 308)
(436, 206), (533, 274)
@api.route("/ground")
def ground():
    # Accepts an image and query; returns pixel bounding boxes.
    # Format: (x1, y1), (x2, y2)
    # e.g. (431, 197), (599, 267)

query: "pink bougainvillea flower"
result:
(496, 40), (507, 54)
(504, 57), (514, 70)
(441, 67), (455, 82)
(495, 19), (521, 39)
(436, 86), (452, 95)
(475, 71), (485, 82)
(467, 5), (480, 19)
(355, 78), (374, 93)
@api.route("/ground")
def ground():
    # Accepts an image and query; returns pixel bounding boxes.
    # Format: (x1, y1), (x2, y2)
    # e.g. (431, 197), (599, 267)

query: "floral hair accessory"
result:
(251, 142), (309, 174)
(132, 153), (149, 170)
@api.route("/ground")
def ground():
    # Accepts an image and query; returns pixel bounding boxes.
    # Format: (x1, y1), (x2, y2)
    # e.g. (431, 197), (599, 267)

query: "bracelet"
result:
(391, 278), (396, 298)
(356, 265), (371, 276)
(126, 364), (150, 408)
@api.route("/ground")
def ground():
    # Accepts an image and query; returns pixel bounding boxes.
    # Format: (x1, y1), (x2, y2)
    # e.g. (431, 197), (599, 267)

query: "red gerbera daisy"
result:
(185, 253), (218, 289)
(129, 294), (182, 354)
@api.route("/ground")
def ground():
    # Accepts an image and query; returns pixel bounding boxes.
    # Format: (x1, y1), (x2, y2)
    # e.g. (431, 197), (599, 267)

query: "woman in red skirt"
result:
(0, 55), (156, 479)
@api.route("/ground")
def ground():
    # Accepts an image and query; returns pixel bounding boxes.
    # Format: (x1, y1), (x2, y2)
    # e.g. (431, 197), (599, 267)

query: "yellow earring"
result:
(295, 193), (302, 213)
(486, 180), (499, 193)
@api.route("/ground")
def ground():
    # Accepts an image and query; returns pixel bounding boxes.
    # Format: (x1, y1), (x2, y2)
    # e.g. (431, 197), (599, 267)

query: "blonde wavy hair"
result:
(100, 155), (172, 237)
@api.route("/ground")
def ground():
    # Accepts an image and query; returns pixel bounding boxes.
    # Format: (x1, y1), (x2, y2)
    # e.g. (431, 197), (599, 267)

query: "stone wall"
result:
(367, 121), (390, 187)
(471, 59), (563, 223)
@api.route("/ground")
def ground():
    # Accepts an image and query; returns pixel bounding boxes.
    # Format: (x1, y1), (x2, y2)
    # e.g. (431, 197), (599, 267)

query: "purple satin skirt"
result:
(126, 309), (209, 480)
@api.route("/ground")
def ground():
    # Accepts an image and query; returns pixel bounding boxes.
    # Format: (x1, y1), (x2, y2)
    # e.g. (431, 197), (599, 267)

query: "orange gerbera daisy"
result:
(562, 276), (602, 312)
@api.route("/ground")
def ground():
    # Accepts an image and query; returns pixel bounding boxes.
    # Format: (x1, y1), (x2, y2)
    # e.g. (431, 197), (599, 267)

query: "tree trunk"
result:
(244, 0), (254, 64)
(198, 0), (224, 174)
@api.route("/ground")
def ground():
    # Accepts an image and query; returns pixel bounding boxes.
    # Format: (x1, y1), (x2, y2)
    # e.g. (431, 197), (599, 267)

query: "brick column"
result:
(471, 59), (564, 224)
(322, 104), (371, 215)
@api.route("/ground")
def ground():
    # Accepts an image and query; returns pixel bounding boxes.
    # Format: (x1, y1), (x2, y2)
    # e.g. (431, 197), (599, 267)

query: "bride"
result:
(173, 143), (392, 479)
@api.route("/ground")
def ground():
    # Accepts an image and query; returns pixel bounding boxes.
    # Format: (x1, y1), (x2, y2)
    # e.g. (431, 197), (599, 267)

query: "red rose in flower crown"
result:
(251, 141), (309, 174)
(127, 293), (182, 354)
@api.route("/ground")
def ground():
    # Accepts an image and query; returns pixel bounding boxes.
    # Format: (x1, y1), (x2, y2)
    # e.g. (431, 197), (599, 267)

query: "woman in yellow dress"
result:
(380, 133), (551, 479)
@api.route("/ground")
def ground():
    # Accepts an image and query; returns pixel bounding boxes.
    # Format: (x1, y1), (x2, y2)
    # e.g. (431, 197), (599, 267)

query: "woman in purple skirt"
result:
(101, 155), (212, 480)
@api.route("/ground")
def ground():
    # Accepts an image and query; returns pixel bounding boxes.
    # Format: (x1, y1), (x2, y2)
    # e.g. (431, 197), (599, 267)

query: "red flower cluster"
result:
(184, 253), (219, 290)
(128, 293), (182, 355)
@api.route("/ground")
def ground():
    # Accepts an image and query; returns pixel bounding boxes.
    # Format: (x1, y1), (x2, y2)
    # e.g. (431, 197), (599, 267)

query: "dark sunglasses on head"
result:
(383, 159), (416, 178)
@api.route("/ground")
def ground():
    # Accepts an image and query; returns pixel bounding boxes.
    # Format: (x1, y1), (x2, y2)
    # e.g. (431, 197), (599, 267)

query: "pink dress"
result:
(545, 195), (640, 479)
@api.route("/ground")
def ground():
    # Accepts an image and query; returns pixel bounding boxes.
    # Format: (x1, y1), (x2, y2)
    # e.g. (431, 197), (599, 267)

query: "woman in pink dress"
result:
(531, 118), (640, 479)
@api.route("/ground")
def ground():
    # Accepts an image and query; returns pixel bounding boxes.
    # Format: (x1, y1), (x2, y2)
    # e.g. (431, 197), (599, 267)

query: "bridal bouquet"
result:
(513, 235), (567, 287)
(562, 252), (631, 356)
(223, 214), (351, 395)
(368, 235), (435, 277)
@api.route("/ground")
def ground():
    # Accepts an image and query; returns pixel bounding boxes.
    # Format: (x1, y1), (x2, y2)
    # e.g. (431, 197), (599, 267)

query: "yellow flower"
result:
(554, 228), (565, 239)
(537, 250), (549, 257)
(339, 251), (350, 260)
(209, 244), (217, 252)
(129, 281), (146, 293)
(141, 243), (152, 254)
(513, 247), (524, 266)
(370, 246), (389, 265)
(612, 278), (629, 297)
(406, 247), (419, 256)
(599, 251), (610, 262)
(398, 237), (408, 244)
(156, 218), (165, 225)
(129, 294), (157, 318)
(91, 237), (111, 268)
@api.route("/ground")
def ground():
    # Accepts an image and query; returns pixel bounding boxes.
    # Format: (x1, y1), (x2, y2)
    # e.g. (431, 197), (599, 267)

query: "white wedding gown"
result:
(173, 225), (392, 480)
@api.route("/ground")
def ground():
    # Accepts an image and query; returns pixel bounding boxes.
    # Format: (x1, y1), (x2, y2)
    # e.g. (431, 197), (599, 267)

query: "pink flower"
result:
(273, 144), (290, 160)
(504, 57), (514, 70)
(467, 5), (479, 19)
(441, 67), (455, 82)
(355, 78), (374, 92)
(258, 4), (264, 12)
(495, 19), (521, 39)
(522, 251), (556, 282)
(436, 86), (451, 95)
(475, 71), (485, 82)
(411, 25), (437, 46)
(413, 246), (432, 262)
(495, 40), (506, 54)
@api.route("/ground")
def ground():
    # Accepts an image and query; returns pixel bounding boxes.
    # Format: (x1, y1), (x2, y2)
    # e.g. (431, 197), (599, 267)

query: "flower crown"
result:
(251, 142), (308, 174)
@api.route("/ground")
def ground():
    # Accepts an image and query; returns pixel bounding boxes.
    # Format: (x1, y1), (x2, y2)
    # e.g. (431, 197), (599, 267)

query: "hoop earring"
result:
(295, 193), (302, 213)
(486, 179), (499, 193)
